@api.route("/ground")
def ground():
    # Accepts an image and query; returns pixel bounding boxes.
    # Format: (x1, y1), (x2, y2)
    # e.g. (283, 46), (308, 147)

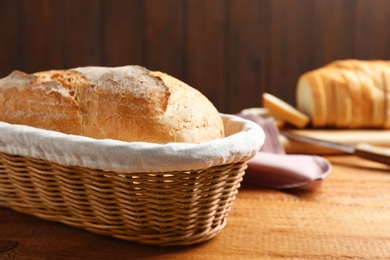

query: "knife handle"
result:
(354, 143), (390, 166)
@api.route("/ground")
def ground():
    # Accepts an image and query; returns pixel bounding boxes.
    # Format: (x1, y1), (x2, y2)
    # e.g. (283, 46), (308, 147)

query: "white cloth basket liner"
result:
(0, 114), (265, 173)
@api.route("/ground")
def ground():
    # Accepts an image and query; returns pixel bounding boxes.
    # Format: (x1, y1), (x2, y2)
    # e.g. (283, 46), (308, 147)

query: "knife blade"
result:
(281, 131), (390, 166)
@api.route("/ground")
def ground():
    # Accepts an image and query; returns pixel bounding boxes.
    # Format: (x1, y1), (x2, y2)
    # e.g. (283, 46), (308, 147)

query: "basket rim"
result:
(0, 114), (264, 173)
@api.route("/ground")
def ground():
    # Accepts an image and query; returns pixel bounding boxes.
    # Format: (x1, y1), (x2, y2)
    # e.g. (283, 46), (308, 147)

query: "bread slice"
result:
(296, 71), (327, 127)
(326, 61), (362, 128)
(330, 68), (353, 128)
(262, 92), (310, 128)
(354, 68), (375, 128)
(355, 61), (386, 127)
(339, 67), (364, 128)
(370, 85), (386, 128)
(317, 68), (336, 127)
(356, 67), (384, 128)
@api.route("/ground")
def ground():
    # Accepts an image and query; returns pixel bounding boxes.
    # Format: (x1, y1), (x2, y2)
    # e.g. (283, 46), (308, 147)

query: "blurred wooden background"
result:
(1, 0), (390, 114)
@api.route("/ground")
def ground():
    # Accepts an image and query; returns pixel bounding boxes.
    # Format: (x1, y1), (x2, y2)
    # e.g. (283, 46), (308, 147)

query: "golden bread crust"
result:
(0, 66), (224, 143)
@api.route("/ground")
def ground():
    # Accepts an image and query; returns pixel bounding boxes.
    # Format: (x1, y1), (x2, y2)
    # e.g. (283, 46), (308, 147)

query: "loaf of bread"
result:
(0, 65), (225, 143)
(296, 59), (390, 128)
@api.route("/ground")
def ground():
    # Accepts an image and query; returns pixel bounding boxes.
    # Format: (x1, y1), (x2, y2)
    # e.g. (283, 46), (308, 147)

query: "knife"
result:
(281, 131), (390, 166)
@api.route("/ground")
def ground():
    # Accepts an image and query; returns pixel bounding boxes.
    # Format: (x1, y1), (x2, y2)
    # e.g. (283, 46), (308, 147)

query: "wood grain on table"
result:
(1, 156), (390, 259)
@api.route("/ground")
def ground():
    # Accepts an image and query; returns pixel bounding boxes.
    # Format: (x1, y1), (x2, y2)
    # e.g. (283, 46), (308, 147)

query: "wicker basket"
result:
(0, 114), (264, 246)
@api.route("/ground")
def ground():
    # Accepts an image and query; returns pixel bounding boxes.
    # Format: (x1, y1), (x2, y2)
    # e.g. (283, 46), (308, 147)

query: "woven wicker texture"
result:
(1, 156), (390, 259)
(0, 152), (248, 246)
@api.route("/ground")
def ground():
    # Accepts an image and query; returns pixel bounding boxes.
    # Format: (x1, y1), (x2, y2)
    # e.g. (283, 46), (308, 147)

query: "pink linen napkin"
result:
(237, 114), (332, 191)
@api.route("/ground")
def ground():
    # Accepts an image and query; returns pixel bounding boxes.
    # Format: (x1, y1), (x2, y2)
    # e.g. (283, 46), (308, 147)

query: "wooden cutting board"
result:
(281, 129), (390, 155)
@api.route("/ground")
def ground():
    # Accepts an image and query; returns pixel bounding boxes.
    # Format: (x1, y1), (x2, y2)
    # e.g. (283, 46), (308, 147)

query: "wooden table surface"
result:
(1, 155), (390, 259)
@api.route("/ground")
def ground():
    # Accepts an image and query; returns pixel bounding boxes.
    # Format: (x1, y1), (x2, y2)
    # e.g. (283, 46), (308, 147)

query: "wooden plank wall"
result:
(1, 0), (390, 114)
